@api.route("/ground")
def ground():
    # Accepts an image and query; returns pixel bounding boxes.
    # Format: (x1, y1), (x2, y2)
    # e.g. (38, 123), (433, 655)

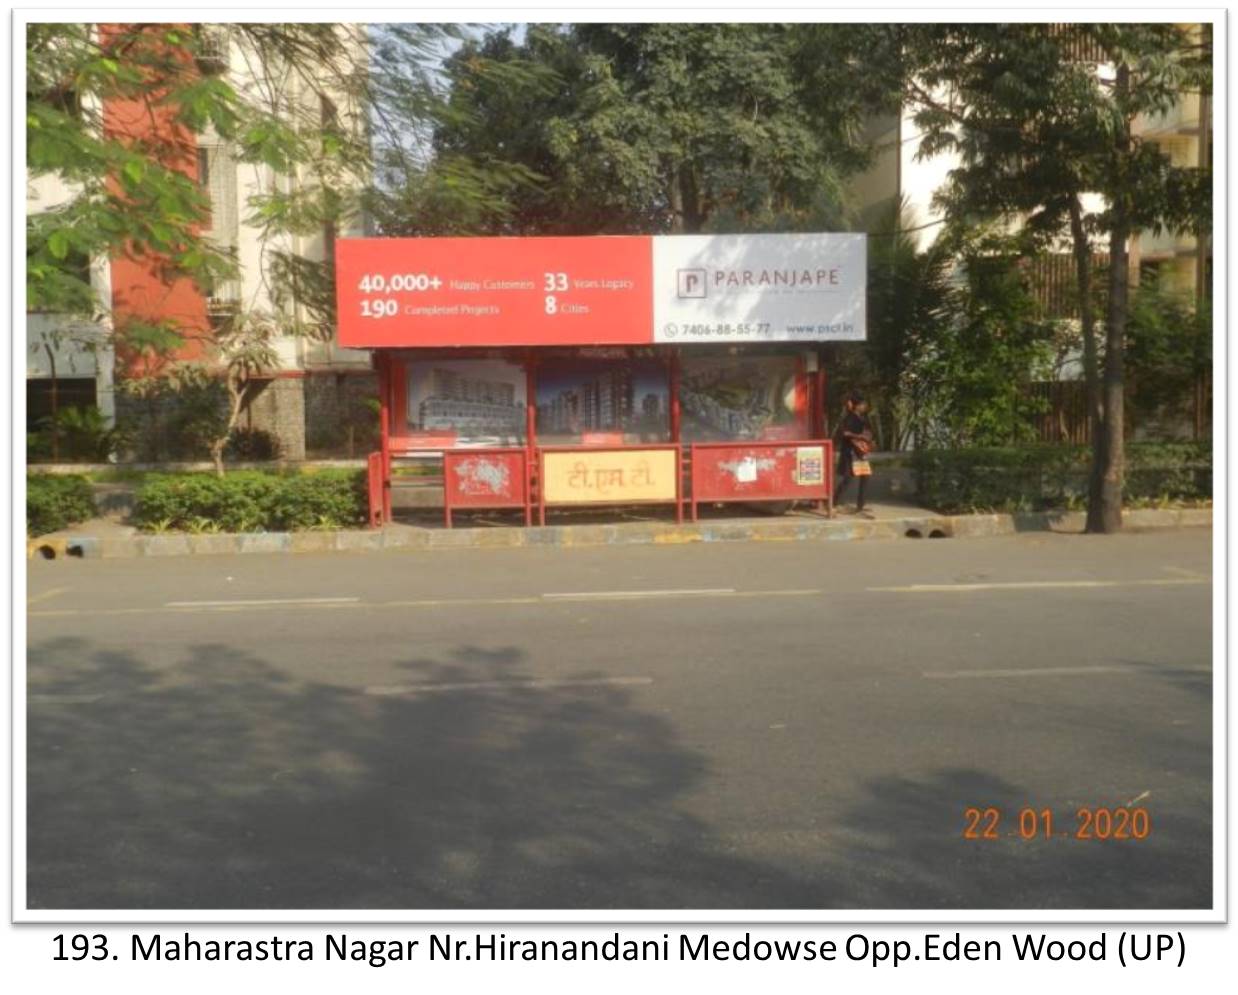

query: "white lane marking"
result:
(365, 676), (653, 696)
(1127, 789), (1152, 806)
(1164, 565), (1208, 579)
(381, 596), (540, 608)
(923, 664), (1209, 680)
(872, 578), (1208, 593)
(164, 596), (361, 607)
(28, 693), (104, 704)
(27, 586), (70, 606)
(542, 588), (735, 600)
(32, 588), (821, 618)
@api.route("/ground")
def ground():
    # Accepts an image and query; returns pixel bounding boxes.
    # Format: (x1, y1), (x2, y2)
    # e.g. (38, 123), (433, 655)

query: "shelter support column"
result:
(377, 351), (393, 523)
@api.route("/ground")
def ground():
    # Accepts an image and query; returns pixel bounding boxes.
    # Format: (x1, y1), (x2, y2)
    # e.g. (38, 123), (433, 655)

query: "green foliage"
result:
(913, 441), (1211, 513)
(26, 23), (374, 346)
(117, 366), (229, 461)
(896, 24), (1211, 250)
(830, 198), (955, 450)
(223, 428), (283, 461)
(894, 231), (1058, 448)
(29, 405), (124, 462)
(1126, 282), (1211, 428)
(27, 473), (96, 536)
(132, 469), (366, 532)
(384, 23), (886, 237)
(265, 471), (369, 530)
(895, 23), (1212, 528)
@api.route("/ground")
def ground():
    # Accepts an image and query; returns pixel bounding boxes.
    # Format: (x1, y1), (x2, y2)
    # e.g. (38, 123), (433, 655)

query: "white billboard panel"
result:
(651, 232), (866, 343)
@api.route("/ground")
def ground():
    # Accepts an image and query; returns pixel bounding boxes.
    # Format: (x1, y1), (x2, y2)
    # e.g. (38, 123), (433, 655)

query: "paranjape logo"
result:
(707, 266), (845, 292)
(676, 268), (708, 299)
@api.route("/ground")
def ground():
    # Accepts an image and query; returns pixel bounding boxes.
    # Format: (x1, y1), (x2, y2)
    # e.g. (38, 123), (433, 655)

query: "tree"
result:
(26, 23), (377, 466)
(1125, 280), (1212, 436)
(419, 23), (886, 236)
(848, 197), (955, 449)
(895, 23), (1211, 530)
(364, 25), (555, 237)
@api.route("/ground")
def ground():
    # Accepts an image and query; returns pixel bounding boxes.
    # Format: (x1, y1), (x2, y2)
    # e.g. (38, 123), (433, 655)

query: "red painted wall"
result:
(99, 24), (210, 377)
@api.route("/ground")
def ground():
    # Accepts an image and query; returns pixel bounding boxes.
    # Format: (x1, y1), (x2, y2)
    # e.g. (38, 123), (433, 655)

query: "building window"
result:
(26, 377), (97, 433)
(196, 144), (238, 249)
(194, 25), (230, 75)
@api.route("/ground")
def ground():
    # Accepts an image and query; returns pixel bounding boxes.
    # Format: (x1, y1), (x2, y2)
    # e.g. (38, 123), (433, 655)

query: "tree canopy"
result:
(381, 23), (896, 237)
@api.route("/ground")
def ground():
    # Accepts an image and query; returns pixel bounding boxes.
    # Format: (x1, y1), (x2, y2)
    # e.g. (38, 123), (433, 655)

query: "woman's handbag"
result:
(851, 459), (872, 477)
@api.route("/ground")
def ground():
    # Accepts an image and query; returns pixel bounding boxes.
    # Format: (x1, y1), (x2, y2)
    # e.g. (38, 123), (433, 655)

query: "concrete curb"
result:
(27, 506), (1211, 560)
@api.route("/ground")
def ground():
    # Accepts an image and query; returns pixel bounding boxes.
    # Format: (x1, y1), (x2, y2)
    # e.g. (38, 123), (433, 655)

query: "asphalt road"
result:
(25, 528), (1214, 911)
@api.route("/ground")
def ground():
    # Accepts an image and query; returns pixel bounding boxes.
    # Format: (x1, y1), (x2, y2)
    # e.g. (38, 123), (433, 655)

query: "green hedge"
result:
(913, 442), (1211, 514)
(133, 470), (367, 533)
(27, 473), (96, 536)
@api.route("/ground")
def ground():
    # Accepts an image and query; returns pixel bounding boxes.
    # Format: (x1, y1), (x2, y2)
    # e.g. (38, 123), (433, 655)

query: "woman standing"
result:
(832, 391), (874, 517)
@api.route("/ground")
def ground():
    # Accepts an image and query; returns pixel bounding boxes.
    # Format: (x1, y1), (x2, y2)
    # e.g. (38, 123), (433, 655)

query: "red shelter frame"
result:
(371, 345), (834, 528)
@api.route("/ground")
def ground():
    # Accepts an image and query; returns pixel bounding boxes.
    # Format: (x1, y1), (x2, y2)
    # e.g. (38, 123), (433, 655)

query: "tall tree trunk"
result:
(667, 167), (685, 234)
(1089, 65), (1132, 534)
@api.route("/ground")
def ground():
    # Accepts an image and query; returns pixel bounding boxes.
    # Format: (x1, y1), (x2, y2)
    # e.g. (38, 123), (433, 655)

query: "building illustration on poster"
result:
(678, 355), (800, 441)
(535, 359), (669, 443)
(406, 359), (527, 446)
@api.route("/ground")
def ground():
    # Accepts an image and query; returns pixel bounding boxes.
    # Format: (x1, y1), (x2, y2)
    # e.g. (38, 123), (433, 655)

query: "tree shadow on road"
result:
(26, 638), (1212, 910)
(28, 637), (820, 909)
(822, 768), (1211, 909)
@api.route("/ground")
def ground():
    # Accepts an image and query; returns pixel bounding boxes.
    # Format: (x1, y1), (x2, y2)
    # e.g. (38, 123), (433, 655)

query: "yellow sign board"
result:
(542, 448), (678, 505)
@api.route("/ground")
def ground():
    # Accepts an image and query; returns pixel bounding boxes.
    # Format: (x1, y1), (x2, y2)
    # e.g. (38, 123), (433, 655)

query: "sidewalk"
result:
(27, 503), (1212, 560)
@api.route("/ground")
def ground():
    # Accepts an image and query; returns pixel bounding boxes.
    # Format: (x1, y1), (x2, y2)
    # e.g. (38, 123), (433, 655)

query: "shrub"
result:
(27, 473), (96, 536)
(28, 405), (124, 463)
(913, 442), (1210, 513)
(132, 470), (366, 533)
(266, 470), (368, 530)
(224, 427), (283, 462)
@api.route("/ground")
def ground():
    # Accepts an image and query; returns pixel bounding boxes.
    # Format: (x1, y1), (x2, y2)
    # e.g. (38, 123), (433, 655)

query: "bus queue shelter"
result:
(334, 232), (866, 527)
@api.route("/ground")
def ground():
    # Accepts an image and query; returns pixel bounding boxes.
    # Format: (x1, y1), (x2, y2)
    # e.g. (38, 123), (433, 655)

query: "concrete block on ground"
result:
(379, 527), (430, 550)
(138, 534), (192, 557)
(99, 537), (141, 558)
(697, 524), (753, 543)
(334, 530), (385, 553)
(950, 513), (1018, 538)
(526, 527), (564, 545)
(186, 534), (243, 555)
(238, 533), (291, 555)
(1176, 508), (1212, 529)
(66, 537), (101, 559)
(27, 537), (68, 560)
(428, 527), (521, 549)
(289, 531), (338, 554)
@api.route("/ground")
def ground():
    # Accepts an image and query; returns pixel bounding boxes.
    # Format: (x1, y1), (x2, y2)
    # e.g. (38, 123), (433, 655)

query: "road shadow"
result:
(822, 768), (1211, 909)
(27, 638), (1212, 910)
(27, 637), (820, 909)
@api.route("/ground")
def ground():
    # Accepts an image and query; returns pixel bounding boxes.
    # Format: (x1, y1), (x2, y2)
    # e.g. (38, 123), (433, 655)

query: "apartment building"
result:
(849, 25), (1212, 303)
(26, 23), (373, 461)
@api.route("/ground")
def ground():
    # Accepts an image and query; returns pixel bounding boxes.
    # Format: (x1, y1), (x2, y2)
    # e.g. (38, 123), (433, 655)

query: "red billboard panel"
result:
(442, 448), (531, 527)
(689, 441), (832, 520)
(336, 236), (652, 348)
